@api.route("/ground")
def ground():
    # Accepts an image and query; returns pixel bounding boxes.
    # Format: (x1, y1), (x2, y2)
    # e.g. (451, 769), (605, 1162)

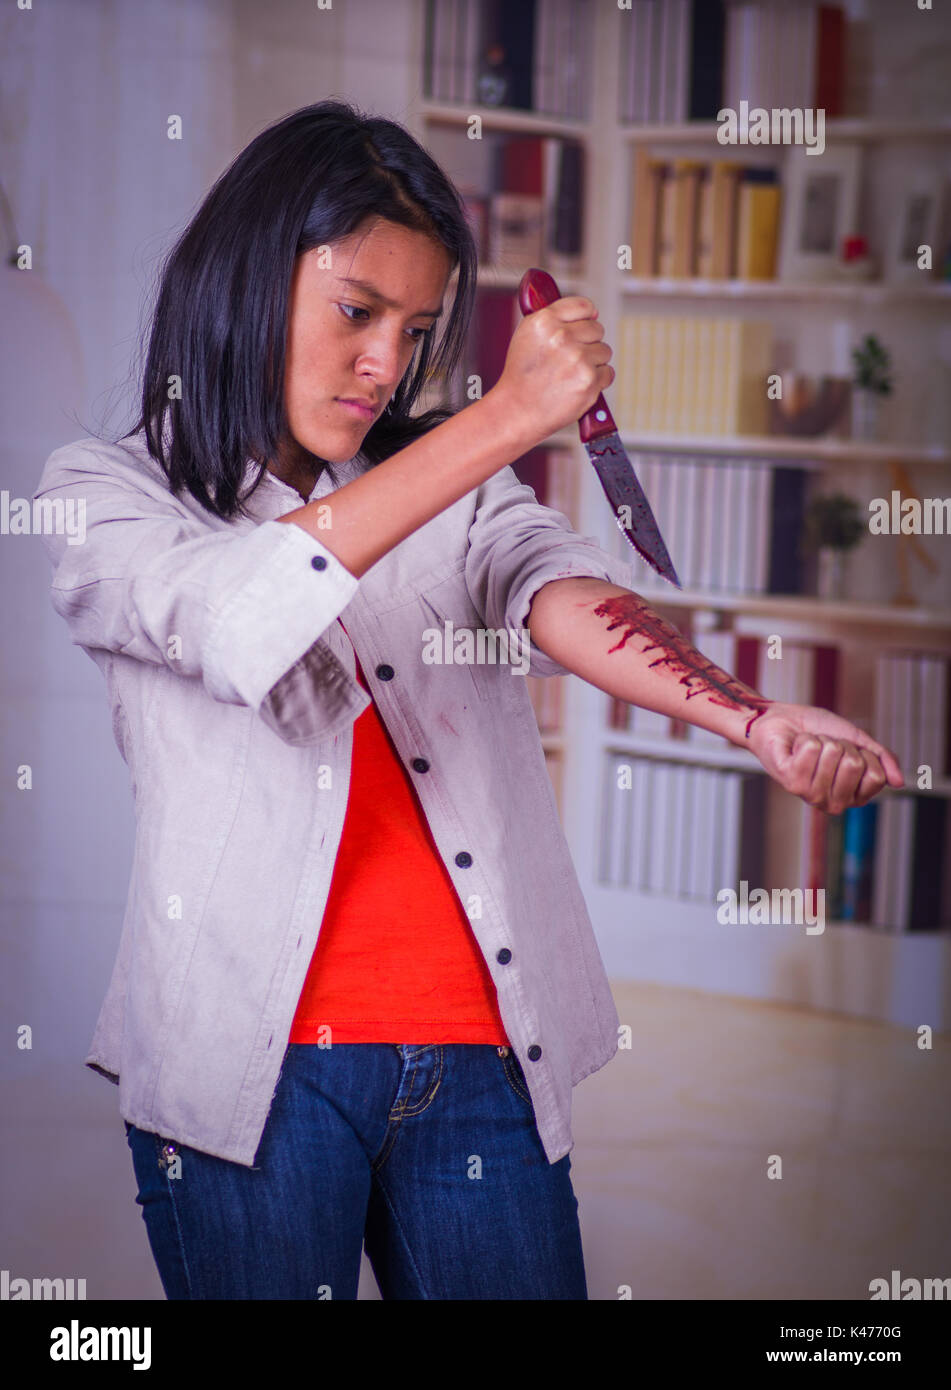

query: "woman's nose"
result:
(355, 331), (414, 389)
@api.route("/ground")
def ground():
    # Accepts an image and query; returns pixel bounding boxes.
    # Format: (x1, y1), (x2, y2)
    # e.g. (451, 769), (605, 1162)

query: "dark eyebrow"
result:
(335, 276), (443, 319)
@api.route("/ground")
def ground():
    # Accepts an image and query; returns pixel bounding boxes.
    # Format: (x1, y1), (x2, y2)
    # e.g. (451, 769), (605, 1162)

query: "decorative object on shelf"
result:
(768, 374), (851, 437)
(476, 41), (511, 108)
(778, 143), (862, 282)
(885, 166), (950, 284)
(804, 492), (865, 600)
(887, 461), (940, 607)
(837, 234), (875, 281)
(850, 333), (892, 440)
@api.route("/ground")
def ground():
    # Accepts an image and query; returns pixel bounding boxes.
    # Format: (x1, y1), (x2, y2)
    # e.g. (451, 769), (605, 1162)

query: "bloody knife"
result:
(517, 267), (681, 588)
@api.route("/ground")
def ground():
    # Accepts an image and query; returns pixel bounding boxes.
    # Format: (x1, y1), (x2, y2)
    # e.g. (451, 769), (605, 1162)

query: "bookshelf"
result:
(410, 0), (951, 1028)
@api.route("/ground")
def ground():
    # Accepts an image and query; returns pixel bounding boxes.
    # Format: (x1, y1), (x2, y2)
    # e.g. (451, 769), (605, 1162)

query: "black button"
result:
(310, 555), (327, 571)
(376, 664), (394, 681)
(496, 948), (512, 964)
(455, 851), (472, 868)
(527, 1045), (542, 1061)
(411, 758), (430, 774)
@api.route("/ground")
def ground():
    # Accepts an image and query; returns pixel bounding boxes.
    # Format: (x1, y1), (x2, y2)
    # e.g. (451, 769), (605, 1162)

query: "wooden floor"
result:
(564, 980), (951, 1301)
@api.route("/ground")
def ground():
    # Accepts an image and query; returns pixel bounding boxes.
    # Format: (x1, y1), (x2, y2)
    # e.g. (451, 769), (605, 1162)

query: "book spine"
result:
(839, 803), (879, 922)
(688, 0), (726, 121)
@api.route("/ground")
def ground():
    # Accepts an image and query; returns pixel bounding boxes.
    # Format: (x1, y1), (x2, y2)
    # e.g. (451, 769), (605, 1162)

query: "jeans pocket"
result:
(499, 1049), (535, 1109)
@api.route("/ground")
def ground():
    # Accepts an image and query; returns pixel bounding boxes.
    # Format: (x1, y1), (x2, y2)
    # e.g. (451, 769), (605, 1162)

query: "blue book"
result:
(839, 803), (879, 921)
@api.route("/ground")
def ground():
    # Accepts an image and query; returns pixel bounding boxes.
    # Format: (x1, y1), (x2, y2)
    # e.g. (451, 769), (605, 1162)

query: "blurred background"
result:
(2, 0), (950, 1301)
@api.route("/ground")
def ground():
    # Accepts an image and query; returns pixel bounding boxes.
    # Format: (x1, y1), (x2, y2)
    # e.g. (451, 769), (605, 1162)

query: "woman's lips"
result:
(336, 398), (376, 420)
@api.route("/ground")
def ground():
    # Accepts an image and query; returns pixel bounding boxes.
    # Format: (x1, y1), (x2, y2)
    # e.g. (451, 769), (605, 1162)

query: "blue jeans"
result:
(124, 1042), (588, 1299)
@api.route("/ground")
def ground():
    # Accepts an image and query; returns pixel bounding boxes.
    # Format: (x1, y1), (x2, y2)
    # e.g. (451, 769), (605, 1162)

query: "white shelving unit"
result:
(408, 2), (951, 1029)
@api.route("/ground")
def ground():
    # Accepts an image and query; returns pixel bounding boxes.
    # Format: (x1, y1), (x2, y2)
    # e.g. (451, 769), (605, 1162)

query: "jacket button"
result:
(376, 663), (395, 681)
(411, 757), (430, 773)
(527, 1045), (542, 1061)
(310, 554), (328, 570)
(496, 948), (512, 964)
(455, 851), (472, 868)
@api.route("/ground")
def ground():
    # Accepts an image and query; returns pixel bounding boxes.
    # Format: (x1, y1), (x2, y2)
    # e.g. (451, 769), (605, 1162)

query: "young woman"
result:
(34, 100), (902, 1301)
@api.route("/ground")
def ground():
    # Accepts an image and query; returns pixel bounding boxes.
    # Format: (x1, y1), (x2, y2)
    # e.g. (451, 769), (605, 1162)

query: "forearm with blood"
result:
(589, 592), (773, 741)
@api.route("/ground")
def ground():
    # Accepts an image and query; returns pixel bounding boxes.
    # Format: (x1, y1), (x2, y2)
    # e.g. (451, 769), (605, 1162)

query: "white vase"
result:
(852, 390), (883, 441)
(817, 548), (849, 600)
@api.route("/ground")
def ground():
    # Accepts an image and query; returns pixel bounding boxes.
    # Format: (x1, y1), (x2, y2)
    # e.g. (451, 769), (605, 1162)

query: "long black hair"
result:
(122, 99), (478, 521)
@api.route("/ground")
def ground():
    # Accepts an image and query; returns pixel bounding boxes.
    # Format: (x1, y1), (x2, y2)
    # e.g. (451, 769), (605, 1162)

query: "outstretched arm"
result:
(526, 576), (904, 815)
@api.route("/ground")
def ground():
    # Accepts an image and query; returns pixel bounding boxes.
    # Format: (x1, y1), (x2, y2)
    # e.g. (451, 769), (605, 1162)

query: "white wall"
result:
(0, 0), (415, 1301)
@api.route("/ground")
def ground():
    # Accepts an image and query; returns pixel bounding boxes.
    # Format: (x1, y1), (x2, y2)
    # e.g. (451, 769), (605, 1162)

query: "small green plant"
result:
(851, 334), (893, 396)
(805, 493), (865, 552)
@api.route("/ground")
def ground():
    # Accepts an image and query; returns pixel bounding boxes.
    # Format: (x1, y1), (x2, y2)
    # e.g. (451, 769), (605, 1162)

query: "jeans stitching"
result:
(501, 1053), (533, 1107)
(369, 1171), (432, 1299)
(372, 1046), (444, 1172)
(152, 1132), (195, 1299)
(391, 1044), (443, 1118)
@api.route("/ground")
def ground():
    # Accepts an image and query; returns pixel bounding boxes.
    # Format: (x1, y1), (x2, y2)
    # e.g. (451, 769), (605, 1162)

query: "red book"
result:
(498, 136), (544, 195)
(472, 287), (517, 395)
(814, 4), (846, 118)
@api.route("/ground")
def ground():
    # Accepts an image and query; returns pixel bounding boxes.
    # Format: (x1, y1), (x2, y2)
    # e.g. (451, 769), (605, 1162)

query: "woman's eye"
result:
(339, 304), (429, 342)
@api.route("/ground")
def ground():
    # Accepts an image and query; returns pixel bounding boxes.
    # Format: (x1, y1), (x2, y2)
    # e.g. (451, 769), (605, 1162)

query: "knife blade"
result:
(517, 267), (681, 588)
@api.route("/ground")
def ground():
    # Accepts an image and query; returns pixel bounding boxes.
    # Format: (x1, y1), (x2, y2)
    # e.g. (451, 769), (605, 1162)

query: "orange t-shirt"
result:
(288, 631), (509, 1045)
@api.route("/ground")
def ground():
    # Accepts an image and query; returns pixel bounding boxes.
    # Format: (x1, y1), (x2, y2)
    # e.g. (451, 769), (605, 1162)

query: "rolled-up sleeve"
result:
(33, 441), (363, 743)
(464, 464), (635, 677)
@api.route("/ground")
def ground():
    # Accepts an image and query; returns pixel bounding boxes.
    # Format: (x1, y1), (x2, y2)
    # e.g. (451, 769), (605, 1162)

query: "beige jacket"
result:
(33, 426), (633, 1166)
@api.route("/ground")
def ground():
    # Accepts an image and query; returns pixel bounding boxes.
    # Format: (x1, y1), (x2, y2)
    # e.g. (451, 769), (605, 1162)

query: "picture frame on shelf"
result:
(777, 144), (863, 282)
(884, 169), (950, 284)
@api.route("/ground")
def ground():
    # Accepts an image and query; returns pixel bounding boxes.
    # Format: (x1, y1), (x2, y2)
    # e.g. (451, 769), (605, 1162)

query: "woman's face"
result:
(282, 217), (453, 465)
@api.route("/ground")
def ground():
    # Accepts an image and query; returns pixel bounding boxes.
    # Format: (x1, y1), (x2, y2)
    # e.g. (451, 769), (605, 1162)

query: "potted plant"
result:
(851, 333), (893, 440)
(804, 492), (866, 599)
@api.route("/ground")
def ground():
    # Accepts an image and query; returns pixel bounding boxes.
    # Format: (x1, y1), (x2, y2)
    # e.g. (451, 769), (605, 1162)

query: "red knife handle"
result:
(517, 267), (617, 445)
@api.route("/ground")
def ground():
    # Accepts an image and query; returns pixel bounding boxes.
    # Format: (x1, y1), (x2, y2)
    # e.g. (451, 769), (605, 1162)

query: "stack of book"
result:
(630, 155), (782, 281)
(606, 454), (812, 596)
(619, 0), (845, 124)
(598, 754), (765, 901)
(868, 794), (951, 931)
(423, 0), (593, 117)
(605, 630), (951, 930)
(873, 651), (951, 782)
(615, 315), (773, 434)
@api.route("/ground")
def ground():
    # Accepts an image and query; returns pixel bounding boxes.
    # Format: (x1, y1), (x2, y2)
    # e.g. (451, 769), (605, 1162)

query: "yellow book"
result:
(662, 317), (686, 434)
(680, 316), (700, 434)
(650, 318), (664, 430)
(736, 169), (781, 280)
(734, 320), (773, 434)
(709, 319), (733, 435)
(631, 149), (664, 277)
(695, 165), (714, 278)
(638, 317), (654, 431)
(709, 162), (742, 279)
(656, 165), (678, 277)
(693, 318), (716, 434)
(617, 314), (637, 431)
(672, 160), (704, 277)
